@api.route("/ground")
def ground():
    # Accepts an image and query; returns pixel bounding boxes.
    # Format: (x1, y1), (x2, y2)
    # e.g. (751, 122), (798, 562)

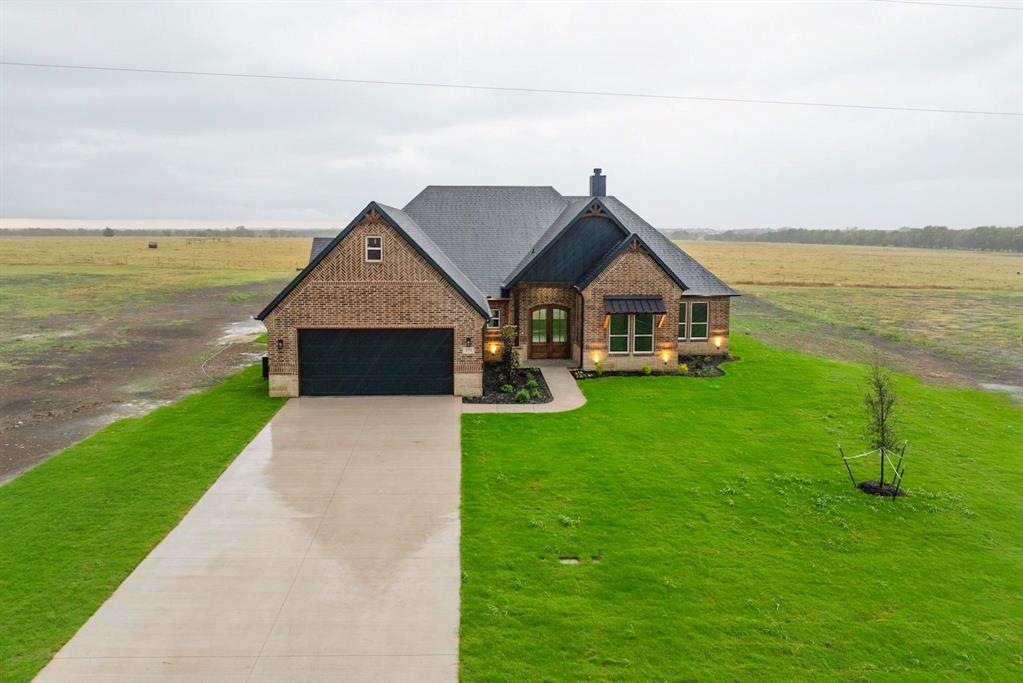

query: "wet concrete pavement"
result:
(34, 396), (461, 683)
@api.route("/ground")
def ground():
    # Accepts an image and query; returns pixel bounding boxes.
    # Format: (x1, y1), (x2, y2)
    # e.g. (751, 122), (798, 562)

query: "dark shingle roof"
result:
(374, 203), (490, 316)
(599, 197), (738, 297)
(403, 186), (569, 297)
(309, 237), (332, 262)
(402, 186), (736, 298)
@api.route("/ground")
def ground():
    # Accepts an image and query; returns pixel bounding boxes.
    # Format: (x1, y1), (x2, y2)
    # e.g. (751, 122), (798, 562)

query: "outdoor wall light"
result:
(489, 343), (498, 355)
(276, 339), (284, 351)
(591, 351), (602, 364)
(713, 336), (723, 350)
(661, 350), (671, 364)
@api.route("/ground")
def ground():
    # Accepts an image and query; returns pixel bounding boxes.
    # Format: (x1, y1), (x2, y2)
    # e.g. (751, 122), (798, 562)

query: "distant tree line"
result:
(666, 225), (1023, 252)
(1, 225), (331, 238)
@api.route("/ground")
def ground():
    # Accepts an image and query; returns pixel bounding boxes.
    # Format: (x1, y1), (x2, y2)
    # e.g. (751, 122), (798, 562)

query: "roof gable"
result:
(256, 202), (490, 321)
(575, 233), (689, 292)
(503, 198), (630, 291)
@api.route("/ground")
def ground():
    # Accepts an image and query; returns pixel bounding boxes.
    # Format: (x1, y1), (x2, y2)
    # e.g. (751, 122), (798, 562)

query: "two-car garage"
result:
(298, 328), (454, 396)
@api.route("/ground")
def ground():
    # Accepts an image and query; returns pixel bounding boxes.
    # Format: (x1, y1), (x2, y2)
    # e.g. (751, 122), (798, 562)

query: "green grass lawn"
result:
(0, 365), (284, 683)
(461, 335), (1022, 681)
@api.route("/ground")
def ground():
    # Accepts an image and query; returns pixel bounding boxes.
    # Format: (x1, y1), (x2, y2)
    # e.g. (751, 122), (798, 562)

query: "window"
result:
(531, 308), (547, 343)
(634, 314), (654, 353)
(364, 235), (383, 262)
(551, 308), (567, 343)
(690, 302), (709, 340)
(488, 308), (501, 329)
(677, 303), (687, 339)
(608, 314), (629, 353)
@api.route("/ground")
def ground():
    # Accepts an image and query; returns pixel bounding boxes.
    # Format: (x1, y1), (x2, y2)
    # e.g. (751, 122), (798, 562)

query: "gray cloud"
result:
(1, 0), (1021, 230)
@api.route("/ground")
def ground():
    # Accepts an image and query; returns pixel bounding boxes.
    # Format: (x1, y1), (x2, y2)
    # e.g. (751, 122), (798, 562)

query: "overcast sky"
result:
(1, 0), (1021, 231)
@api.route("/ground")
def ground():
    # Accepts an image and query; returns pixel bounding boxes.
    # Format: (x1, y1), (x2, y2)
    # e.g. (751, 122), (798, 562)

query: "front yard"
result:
(460, 334), (1022, 680)
(0, 366), (284, 683)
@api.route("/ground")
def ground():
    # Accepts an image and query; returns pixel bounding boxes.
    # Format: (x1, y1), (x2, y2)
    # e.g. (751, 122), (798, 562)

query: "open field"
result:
(0, 366), (284, 683)
(676, 241), (1023, 290)
(0, 236), (310, 480)
(678, 241), (1023, 393)
(461, 335), (1023, 680)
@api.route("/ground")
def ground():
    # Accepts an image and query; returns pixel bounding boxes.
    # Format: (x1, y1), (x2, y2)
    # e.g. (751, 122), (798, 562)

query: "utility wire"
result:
(867, 0), (1023, 10)
(2, 60), (1020, 117)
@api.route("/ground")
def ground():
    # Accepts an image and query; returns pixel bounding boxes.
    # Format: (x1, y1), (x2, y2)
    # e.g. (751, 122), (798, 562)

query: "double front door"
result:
(530, 305), (570, 359)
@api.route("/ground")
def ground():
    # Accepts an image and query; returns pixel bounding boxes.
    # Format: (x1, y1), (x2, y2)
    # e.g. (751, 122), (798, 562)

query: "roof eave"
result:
(256, 201), (491, 321)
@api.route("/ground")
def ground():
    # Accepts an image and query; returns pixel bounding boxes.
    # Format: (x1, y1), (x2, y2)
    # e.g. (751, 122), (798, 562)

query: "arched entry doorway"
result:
(529, 305), (570, 359)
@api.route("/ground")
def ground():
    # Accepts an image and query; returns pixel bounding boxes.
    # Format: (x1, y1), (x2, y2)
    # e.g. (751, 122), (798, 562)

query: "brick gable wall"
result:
(579, 245), (731, 371)
(263, 216), (485, 396)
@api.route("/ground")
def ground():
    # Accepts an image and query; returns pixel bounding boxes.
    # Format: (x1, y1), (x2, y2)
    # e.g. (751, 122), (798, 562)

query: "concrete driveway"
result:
(35, 396), (461, 683)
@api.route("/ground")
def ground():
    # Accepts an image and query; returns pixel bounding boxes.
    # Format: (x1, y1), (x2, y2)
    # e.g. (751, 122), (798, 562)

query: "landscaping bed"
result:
(571, 354), (735, 380)
(463, 364), (553, 404)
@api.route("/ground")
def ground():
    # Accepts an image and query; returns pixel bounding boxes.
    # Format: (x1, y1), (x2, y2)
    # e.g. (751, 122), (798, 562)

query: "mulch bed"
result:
(858, 480), (908, 498)
(463, 365), (553, 404)
(572, 355), (736, 380)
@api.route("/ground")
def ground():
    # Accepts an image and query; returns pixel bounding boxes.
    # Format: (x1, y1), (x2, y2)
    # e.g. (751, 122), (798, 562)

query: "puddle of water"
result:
(980, 383), (1023, 403)
(219, 318), (265, 344)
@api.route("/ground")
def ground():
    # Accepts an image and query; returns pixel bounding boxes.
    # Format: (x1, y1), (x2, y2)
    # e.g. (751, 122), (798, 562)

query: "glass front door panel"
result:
(551, 308), (567, 343)
(531, 308), (547, 343)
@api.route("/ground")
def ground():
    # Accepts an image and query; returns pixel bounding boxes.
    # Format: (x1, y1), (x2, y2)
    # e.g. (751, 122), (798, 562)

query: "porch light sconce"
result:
(276, 339), (284, 351)
(591, 350), (602, 364)
(488, 343), (499, 355)
(713, 336), (723, 350)
(660, 350), (671, 364)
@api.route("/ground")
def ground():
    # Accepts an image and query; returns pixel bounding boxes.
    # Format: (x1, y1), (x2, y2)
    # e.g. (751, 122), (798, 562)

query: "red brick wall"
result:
(263, 215), (485, 395)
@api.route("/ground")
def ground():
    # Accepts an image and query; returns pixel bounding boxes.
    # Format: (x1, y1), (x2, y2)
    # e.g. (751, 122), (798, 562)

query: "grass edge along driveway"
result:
(460, 335), (1022, 681)
(0, 365), (284, 683)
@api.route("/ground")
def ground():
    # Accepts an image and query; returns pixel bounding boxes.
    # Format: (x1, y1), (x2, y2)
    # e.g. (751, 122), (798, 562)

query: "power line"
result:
(2, 60), (1020, 117)
(867, 0), (1023, 10)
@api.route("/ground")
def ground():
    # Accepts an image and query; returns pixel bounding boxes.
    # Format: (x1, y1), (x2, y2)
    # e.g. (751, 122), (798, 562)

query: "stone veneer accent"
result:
(263, 216), (485, 397)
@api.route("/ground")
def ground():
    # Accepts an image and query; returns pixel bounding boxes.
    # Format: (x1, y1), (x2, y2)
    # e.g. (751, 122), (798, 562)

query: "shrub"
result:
(526, 377), (539, 390)
(677, 363), (689, 375)
(500, 384), (514, 394)
(514, 389), (530, 403)
(530, 388), (542, 399)
(642, 364), (652, 375)
(595, 362), (604, 377)
(525, 371), (535, 382)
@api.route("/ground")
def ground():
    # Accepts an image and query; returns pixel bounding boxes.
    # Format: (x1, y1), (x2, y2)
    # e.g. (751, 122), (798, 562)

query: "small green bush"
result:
(530, 388), (542, 399)
(677, 363), (689, 375)
(595, 362), (604, 377)
(514, 389), (530, 403)
(525, 371), (535, 382)
(500, 384), (514, 394)
(526, 378), (539, 390)
(642, 364), (652, 376)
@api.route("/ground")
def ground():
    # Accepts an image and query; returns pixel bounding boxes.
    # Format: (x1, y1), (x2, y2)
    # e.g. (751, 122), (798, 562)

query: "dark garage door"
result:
(299, 328), (453, 396)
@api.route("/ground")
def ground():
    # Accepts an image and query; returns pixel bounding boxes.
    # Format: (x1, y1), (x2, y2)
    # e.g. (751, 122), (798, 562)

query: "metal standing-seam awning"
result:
(603, 296), (667, 314)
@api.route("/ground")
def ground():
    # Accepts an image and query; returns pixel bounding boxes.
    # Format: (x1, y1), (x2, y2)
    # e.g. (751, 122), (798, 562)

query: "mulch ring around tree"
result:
(571, 355), (737, 380)
(858, 480), (908, 498)
(463, 365), (553, 404)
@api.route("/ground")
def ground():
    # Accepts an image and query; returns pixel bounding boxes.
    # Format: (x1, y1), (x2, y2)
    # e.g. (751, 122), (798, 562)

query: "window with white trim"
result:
(677, 303), (687, 339)
(633, 313), (654, 353)
(364, 235), (383, 262)
(488, 308), (501, 329)
(608, 314), (629, 353)
(690, 301), (709, 340)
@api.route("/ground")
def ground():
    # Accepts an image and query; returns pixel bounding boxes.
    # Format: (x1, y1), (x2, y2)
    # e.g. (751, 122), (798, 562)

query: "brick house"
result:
(257, 170), (737, 397)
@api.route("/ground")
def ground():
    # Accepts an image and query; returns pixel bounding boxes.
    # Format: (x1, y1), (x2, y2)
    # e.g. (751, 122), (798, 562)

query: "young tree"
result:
(500, 325), (518, 379)
(864, 354), (899, 486)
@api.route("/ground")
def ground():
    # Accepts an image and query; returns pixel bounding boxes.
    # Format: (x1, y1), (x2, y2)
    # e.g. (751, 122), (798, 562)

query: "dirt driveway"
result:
(34, 395), (461, 683)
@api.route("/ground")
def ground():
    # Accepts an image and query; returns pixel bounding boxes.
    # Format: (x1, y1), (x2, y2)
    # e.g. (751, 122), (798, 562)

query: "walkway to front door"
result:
(35, 396), (461, 683)
(529, 305), (570, 359)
